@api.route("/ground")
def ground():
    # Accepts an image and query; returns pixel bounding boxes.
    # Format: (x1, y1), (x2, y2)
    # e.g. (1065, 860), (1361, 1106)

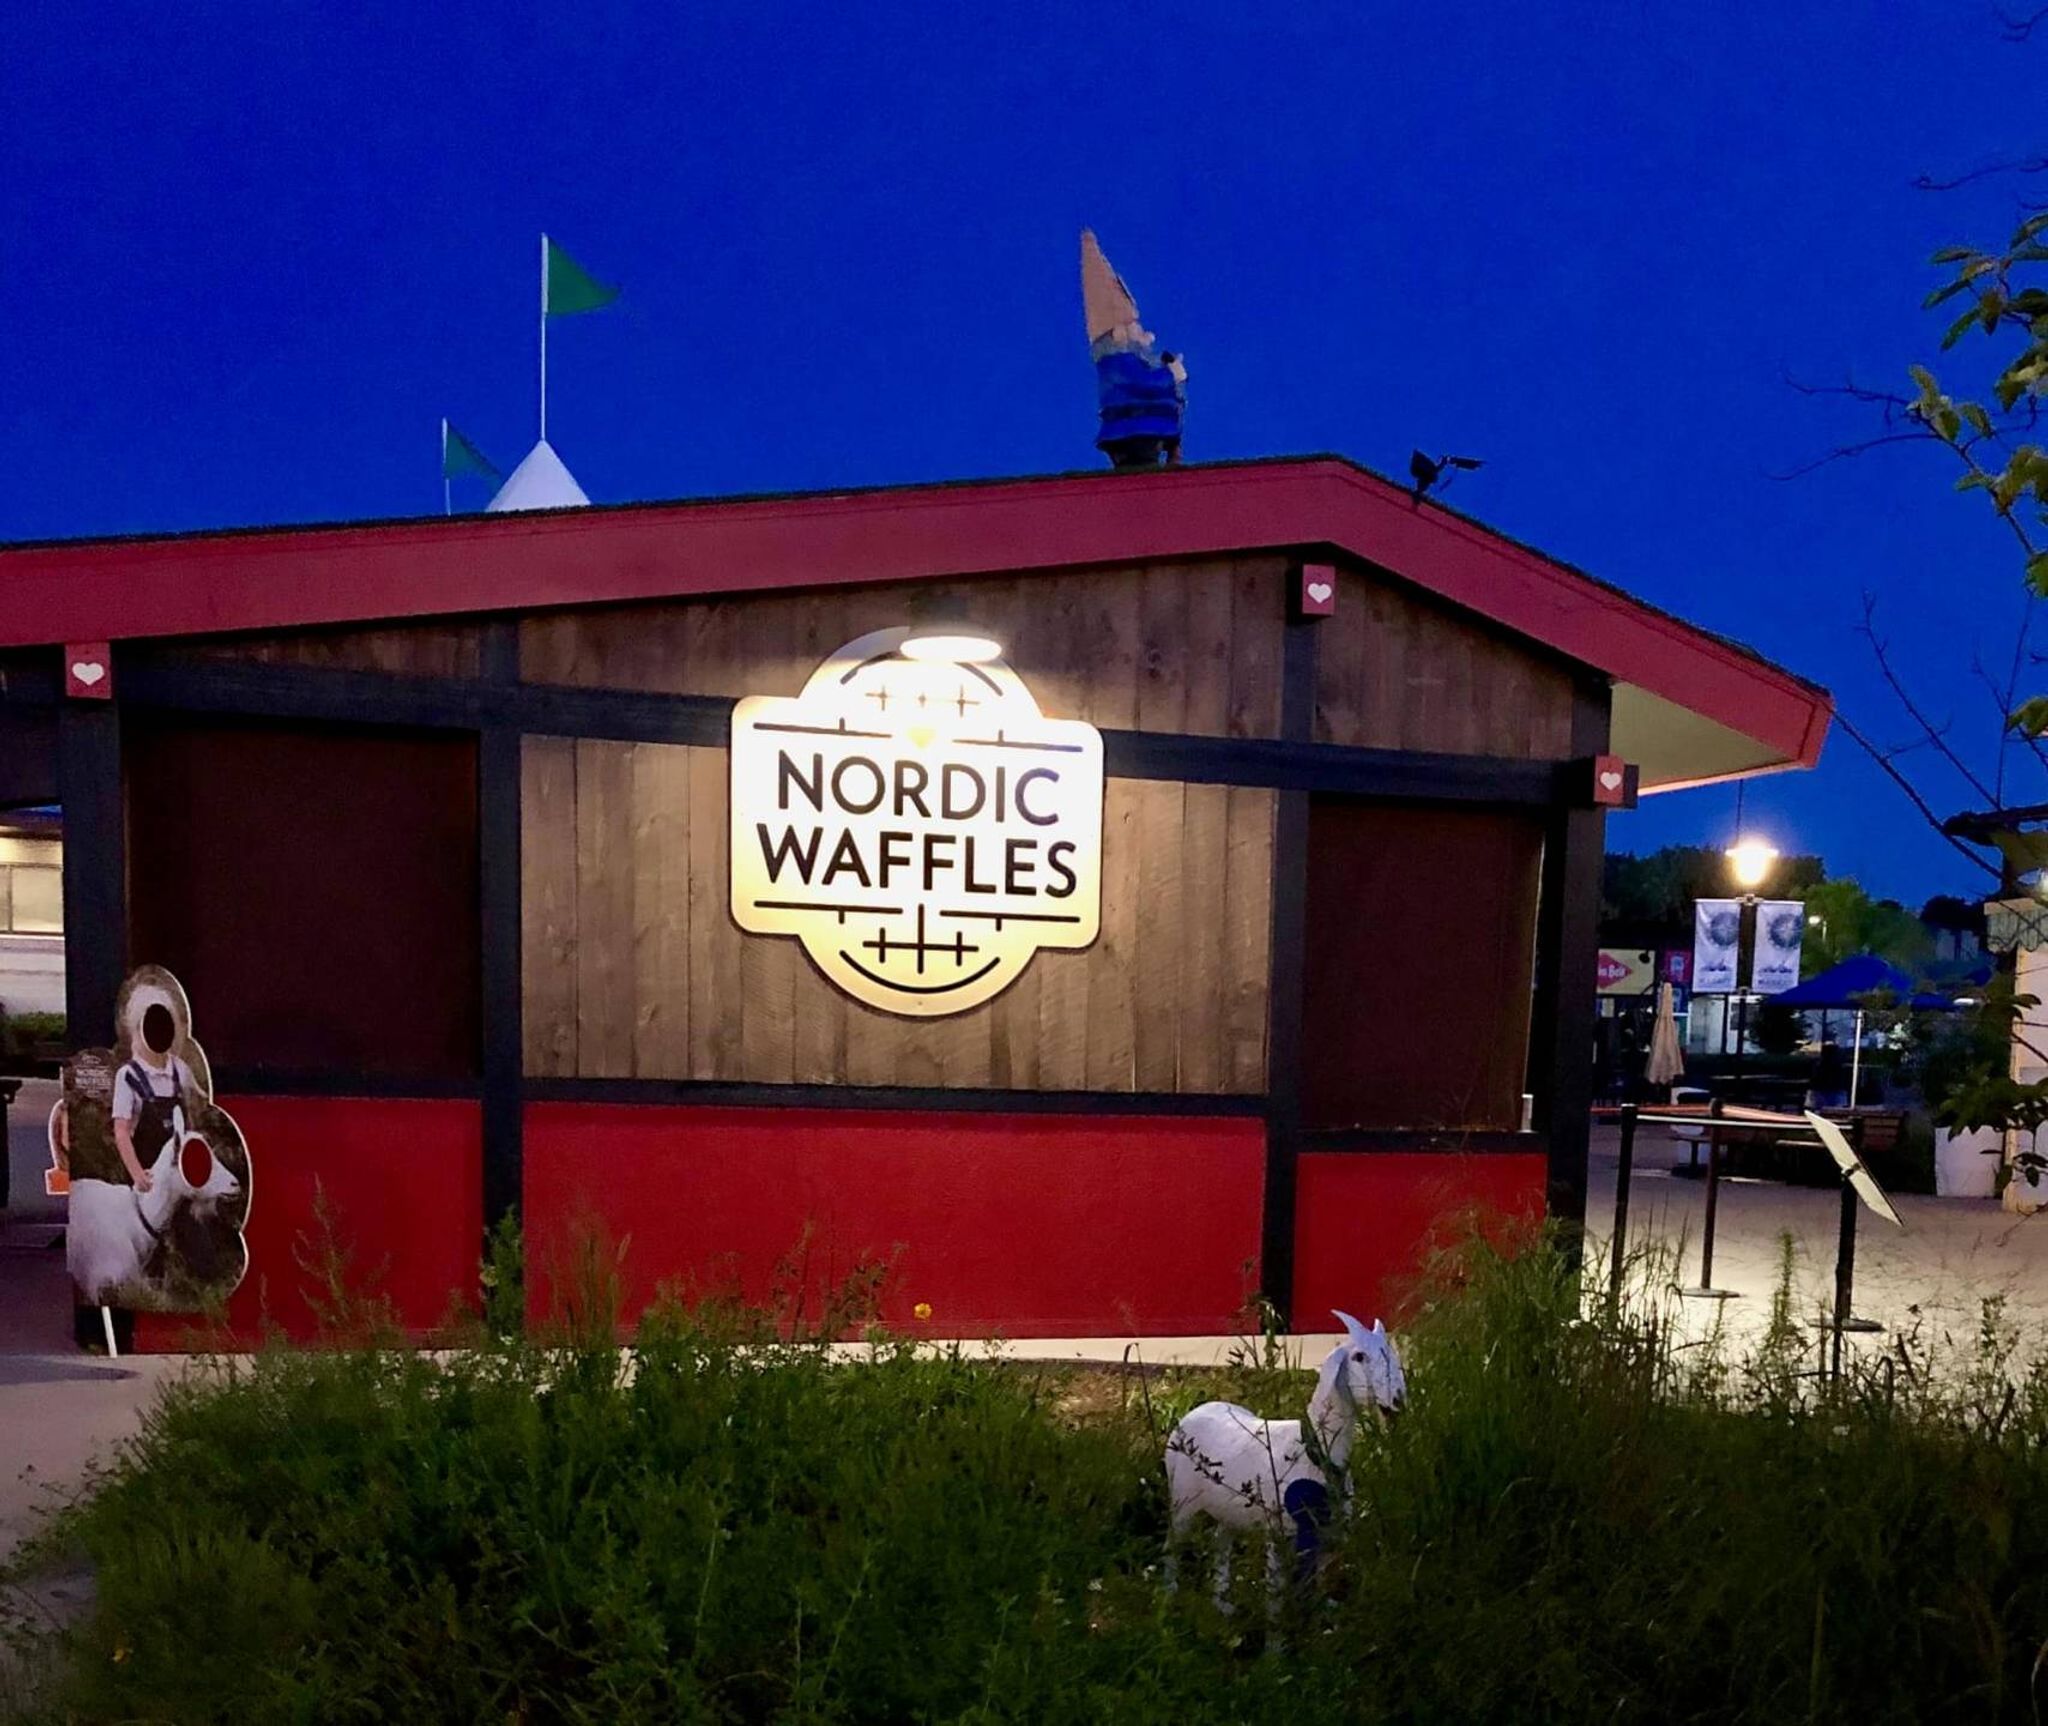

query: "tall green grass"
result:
(9, 1222), (2048, 1723)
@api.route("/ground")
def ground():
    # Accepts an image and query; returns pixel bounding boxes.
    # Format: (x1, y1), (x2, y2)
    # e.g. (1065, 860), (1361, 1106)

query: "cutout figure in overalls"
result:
(49, 966), (252, 1325)
(115, 1004), (193, 1194)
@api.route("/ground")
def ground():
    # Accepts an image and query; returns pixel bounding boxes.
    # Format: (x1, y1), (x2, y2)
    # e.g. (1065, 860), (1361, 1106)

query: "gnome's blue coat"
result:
(1094, 349), (1185, 448)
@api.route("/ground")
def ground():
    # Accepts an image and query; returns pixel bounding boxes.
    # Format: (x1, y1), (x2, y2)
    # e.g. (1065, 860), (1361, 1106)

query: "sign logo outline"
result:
(729, 627), (1104, 1017)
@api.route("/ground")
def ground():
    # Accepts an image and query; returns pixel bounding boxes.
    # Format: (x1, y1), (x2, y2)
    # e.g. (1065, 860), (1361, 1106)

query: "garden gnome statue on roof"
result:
(1082, 230), (1186, 469)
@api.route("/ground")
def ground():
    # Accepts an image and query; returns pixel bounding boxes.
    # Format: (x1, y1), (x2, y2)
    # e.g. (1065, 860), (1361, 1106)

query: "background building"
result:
(0, 457), (1831, 1343)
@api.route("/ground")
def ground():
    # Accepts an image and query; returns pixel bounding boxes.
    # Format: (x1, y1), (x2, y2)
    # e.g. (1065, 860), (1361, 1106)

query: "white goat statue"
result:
(68, 1112), (244, 1306)
(1164, 1311), (1407, 1606)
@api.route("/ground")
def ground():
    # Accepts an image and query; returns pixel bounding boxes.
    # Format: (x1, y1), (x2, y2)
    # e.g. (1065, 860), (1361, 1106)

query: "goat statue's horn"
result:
(1332, 1310), (1372, 1347)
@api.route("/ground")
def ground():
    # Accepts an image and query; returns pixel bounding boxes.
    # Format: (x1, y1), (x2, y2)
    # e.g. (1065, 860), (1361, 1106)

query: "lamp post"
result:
(1808, 912), (1831, 1064)
(1724, 838), (1778, 1101)
(1673, 837), (1780, 1304)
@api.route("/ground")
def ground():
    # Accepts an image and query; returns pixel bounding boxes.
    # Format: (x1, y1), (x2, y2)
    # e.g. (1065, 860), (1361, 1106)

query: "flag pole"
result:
(538, 233), (549, 444)
(441, 417), (451, 516)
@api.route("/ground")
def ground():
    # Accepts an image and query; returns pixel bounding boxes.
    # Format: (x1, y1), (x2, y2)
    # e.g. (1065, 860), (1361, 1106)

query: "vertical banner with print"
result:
(1749, 900), (1806, 995)
(1693, 899), (1741, 994)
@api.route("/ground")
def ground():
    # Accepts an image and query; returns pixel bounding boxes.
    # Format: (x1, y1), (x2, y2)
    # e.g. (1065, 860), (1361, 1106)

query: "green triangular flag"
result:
(442, 420), (500, 482)
(545, 238), (618, 315)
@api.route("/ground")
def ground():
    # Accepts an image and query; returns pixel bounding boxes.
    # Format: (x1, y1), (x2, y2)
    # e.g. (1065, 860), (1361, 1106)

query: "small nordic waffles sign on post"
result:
(730, 627), (1104, 1016)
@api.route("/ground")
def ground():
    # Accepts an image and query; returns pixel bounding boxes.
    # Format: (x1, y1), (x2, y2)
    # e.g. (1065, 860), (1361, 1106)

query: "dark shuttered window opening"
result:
(126, 715), (481, 1080)
(1301, 799), (1543, 1133)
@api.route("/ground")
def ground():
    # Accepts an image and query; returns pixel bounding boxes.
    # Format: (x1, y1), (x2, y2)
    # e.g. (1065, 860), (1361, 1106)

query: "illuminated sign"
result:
(1596, 948), (1656, 996)
(730, 627), (1104, 1016)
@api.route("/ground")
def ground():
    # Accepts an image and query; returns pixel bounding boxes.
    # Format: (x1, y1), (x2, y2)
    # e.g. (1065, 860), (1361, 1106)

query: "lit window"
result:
(7, 867), (61, 934)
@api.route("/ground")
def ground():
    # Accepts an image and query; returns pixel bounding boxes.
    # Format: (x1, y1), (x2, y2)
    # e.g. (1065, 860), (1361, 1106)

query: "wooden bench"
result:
(1765, 1109), (1907, 1187)
(1698, 1106), (1907, 1186)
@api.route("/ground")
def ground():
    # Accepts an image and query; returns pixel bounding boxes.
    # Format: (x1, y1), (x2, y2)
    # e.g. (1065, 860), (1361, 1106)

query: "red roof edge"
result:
(0, 456), (1830, 769)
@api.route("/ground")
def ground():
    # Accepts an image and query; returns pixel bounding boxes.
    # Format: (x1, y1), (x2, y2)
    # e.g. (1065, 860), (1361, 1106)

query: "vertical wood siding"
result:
(1312, 565), (1579, 757)
(520, 737), (1274, 1094)
(519, 559), (1289, 740)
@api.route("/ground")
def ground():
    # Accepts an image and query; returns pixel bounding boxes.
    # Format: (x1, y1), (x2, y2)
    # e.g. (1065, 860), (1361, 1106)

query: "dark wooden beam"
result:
(1104, 731), (1561, 803)
(1259, 611), (1320, 1326)
(56, 700), (125, 1046)
(1298, 1128), (1545, 1155)
(111, 656), (1567, 804)
(1528, 680), (1611, 1245)
(197, 1065), (1278, 1116)
(478, 622), (524, 1240)
(211, 1067), (482, 1099)
(524, 1077), (1267, 1115)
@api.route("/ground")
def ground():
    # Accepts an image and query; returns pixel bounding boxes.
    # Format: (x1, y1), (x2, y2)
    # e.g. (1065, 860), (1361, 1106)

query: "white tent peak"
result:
(486, 440), (590, 513)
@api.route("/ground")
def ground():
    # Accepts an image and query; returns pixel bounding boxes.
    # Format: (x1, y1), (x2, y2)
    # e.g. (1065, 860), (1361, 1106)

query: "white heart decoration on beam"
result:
(1306, 581), (1333, 605)
(71, 661), (106, 687)
(1599, 770), (1623, 792)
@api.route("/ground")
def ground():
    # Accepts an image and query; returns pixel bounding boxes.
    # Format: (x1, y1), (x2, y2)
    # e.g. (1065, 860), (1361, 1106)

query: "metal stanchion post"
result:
(1823, 1117), (1882, 1373)
(1701, 1117), (1723, 1285)
(1830, 1172), (1855, 1380)
(1609, 1104), (1637, 1316)
(1680, 1097), (1740, 1300)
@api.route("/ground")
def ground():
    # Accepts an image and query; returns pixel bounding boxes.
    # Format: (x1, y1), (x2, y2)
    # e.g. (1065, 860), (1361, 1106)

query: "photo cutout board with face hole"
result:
(48, 965), (253, 1311)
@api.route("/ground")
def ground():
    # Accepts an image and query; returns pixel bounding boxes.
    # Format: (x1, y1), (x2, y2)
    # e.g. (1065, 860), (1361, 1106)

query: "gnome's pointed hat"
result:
(1081, 229), (1145, 348)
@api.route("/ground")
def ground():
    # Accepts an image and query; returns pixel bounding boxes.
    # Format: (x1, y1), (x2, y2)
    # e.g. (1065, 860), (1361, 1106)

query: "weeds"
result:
(9, 1222), (2048, 1722)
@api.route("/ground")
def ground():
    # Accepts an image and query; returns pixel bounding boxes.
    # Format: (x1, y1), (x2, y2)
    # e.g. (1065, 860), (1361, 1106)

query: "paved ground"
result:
(1, 1078), (174, 1556)
(3, 1079), (62, 1227)
(1588, 1121), (2048, 1366)
(7, 1098), (2048, 1562)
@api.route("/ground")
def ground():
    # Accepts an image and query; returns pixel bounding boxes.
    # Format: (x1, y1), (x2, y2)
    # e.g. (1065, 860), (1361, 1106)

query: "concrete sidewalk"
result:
(1588, 1121), (2048, 1363)
(3, 1081), (193, 1557)
(0, 1331), (1324, 1562)
(0, 1351), (187, 1559)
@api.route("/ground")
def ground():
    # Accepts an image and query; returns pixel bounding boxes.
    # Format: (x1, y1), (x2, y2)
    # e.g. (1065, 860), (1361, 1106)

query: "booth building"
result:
(0, 458), (1831, 1343)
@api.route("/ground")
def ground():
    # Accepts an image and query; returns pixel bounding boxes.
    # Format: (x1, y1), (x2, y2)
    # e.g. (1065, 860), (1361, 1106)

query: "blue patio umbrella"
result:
(1771, 954), (1965, 1012)
(1771, 952), (1986, 1105)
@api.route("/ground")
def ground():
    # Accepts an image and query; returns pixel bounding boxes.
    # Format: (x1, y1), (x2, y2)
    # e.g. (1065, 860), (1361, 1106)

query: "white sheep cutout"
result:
(1164, 1311), (1407, 1607)
(68, 1112), (243, 1306)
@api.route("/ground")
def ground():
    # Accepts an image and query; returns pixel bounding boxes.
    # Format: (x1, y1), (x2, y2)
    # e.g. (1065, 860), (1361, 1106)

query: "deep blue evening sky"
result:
(3, 3), (2035, 906)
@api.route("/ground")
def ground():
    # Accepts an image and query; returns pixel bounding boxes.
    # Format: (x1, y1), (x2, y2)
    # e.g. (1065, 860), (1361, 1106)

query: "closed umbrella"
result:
(1646, 982), (1686, 1090)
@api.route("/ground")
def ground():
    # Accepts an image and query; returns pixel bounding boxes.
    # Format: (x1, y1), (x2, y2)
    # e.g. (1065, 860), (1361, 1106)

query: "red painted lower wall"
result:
(133, 1096), (483, 1350)
(523, 1104), (1266, 1337)
(1290, 1151), (1546, 1328)
(123, 1106), (1536, 1351)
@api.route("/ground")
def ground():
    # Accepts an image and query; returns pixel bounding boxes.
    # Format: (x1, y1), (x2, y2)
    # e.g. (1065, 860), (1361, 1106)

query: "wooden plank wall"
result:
(152, 557), (1575, 762)
(519, 558), (1288, 739)
(140, 556), (1588, 1103)
(521, 736), (1273, 1094)
(1313, 565), (1580, 758)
